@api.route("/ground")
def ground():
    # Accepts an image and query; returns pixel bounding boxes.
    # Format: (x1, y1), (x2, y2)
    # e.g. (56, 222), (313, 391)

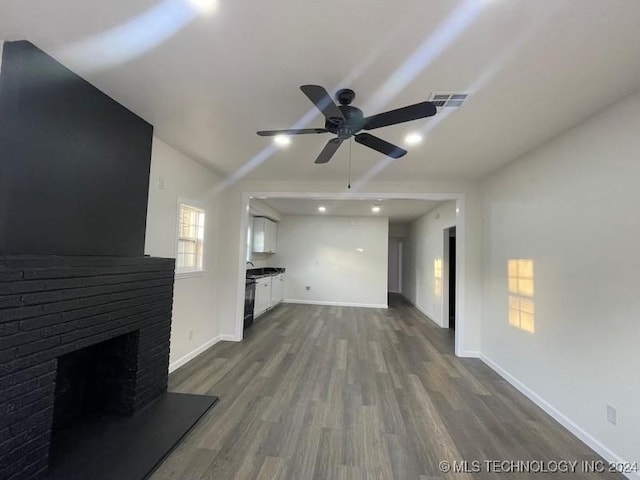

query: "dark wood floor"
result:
(152, 295), (621, 479)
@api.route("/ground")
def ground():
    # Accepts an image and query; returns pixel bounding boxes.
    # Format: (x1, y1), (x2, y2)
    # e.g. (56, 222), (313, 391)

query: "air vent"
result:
(428, 92), (471, 109)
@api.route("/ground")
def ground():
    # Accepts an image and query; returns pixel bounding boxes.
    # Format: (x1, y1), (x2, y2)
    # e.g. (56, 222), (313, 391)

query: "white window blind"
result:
(177, 204), (205, 274)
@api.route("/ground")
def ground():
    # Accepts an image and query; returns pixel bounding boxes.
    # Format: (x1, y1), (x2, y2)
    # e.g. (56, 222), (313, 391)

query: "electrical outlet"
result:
(305, 286), (311, 291)
(606, 404), (617, 425)
(188, 329), (194, 341)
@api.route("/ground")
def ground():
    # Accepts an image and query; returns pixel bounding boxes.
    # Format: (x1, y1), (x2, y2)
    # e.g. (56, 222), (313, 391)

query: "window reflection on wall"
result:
(434, 258), (443, 297)
(508, 259), (535, 333)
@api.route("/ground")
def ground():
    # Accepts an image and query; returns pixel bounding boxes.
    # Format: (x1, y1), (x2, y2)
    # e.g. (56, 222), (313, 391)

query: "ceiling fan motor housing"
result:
(325, 104), (365, 137)
(336, 88), (356, 105)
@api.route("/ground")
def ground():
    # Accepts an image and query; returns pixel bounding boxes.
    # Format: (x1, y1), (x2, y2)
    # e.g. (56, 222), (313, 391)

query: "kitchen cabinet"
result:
(254, 277), (271, 317)
(252, 217), (278, 254)
(270, 273), (285, 305)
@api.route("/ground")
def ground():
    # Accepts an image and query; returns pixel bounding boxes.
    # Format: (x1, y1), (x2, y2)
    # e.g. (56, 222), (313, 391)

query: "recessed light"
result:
(405, 133), (423, 145)
(274, 135), (291, 147)
(318, 206), (327, 213)
(372, 205), (381, 213)
(188, 0), (217, 13)
(356, 248), (364, 253)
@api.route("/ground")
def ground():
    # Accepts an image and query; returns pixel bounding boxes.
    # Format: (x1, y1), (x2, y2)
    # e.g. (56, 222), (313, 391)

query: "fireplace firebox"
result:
(52, 331), (140, 433)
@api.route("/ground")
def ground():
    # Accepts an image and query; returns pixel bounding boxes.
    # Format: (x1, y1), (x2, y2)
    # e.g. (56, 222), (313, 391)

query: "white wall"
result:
(481, 89), (640, 470)
(273, 215), (388, 308)
(144, 138), (223, 371)
(402, 201), (457, 327)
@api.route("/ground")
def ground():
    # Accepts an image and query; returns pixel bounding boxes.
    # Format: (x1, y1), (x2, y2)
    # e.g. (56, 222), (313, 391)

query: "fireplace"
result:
(0, 41), (216, 480)
(0, 255), (175, 480)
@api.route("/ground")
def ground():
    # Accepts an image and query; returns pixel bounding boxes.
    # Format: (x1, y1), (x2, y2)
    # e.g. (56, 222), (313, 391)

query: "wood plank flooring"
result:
(151, 295), (623, 479)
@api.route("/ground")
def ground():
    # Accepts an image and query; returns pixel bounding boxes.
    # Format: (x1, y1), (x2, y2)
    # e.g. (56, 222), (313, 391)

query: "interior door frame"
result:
(443, 226), (457, 329)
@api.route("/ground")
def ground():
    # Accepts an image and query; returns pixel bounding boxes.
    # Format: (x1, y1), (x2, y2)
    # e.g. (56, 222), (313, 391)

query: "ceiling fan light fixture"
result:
(405, 133), (423, 145)
(274, 135), (291, 147)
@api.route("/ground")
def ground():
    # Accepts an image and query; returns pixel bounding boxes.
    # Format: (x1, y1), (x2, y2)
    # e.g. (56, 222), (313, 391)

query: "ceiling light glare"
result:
(188, 0), (218, 14)
(371, 205), (381, 213)
(274, 135), (291, 147)
(356, 248), (365, 253)
(318, 206), (327, 213)
(405, 133), (423, 145)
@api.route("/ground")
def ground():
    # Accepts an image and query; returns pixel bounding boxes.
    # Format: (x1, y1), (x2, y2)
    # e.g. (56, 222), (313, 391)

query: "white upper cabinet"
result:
(253, 217), (278, 253)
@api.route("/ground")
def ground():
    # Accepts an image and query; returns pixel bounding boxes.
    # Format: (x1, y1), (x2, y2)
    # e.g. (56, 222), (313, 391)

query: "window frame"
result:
(175, 201), (206, 279)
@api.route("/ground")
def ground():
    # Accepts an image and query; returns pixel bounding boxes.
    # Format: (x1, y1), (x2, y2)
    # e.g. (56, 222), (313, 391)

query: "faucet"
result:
(246, 261), (255, 267)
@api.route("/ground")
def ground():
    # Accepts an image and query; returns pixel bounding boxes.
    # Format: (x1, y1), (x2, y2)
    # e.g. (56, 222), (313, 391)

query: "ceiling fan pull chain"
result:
(348, 137), (352, 189)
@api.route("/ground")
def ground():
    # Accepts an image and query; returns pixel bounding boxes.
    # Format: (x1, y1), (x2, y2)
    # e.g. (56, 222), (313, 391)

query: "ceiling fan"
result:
(257, 85), (437, 164)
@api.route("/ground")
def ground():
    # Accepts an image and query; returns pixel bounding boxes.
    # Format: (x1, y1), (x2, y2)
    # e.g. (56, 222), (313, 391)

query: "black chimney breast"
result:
(0, 41), (153, 256)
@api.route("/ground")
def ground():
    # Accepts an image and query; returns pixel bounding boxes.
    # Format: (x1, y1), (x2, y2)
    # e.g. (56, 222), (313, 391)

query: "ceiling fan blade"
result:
(363, 101), (437, 130)
(300, 85), (345, 123)
(257, 128), (328, 136)
(355, 133), (407, 159)
(315, 138), (343, 164)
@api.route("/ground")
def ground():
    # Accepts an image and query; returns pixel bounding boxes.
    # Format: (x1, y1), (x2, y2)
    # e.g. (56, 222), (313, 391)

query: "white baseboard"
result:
(169, 335), (222, 373)
(219, 333), (240, 342)
(400, 294), (444, 328)
(458, 350), (480, 358)
(283, 299), (388, 309)
(481, 354), (638, 480)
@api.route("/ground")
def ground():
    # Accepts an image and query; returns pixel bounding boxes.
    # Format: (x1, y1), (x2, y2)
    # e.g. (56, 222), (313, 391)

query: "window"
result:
(176, 204), (205, 274)
(508, 259), (535, 333)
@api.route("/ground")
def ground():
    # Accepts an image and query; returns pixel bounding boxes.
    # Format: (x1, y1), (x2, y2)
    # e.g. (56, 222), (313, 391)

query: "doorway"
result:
(238, 192), (468, 357)
(388, 237), (403, 294)
(444, 226), (456, 329)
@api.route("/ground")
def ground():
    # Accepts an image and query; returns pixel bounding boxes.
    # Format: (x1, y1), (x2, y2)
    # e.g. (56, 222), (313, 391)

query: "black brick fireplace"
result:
(0, 256), (175, 479)
(0, 41), (217, 480)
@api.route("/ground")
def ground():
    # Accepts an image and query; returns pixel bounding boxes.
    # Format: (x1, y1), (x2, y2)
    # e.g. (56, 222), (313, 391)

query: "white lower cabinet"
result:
(271, 274), (285, 305)
(254, 277), (271, 317)
(254, 273), (285, 318)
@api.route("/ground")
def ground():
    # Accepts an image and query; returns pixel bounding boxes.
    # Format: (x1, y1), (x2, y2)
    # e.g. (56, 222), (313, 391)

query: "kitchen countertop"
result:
(246, 267), (285, 280)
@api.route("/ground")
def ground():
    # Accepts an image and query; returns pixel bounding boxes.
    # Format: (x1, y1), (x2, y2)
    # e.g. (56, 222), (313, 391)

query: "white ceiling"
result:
(3, 1), (640, 183)
(258, 198), (441, 224)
